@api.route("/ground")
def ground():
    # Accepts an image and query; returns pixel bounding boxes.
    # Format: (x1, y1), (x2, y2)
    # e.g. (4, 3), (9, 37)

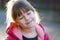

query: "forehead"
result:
(20, 8), (28, 14)
(17, 8), (29, 17)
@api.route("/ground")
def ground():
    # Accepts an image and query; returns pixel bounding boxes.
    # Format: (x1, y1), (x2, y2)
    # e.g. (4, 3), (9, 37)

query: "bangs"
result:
(12, 0), (34, 20)
(16, 7), (30, 17)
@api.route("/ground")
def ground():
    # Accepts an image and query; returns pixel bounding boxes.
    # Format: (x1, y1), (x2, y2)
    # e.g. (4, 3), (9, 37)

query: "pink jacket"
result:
(5, 22), (50, 40)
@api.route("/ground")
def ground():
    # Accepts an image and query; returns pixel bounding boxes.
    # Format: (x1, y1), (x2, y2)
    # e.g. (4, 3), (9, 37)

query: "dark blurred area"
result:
(0, 0), (60, 40)
(28, 0), (60, 23)
(0, 0), (60, 23)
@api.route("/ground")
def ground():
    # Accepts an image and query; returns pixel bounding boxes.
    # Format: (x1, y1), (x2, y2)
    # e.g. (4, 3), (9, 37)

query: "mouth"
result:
(26, 20), (32, 24)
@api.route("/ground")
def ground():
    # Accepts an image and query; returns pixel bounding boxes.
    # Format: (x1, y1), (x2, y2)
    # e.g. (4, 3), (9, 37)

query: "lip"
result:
(26, 20), (32, 24)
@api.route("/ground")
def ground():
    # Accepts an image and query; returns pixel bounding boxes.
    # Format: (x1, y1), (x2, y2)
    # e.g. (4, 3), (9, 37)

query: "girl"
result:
(5, 0), (50, 40)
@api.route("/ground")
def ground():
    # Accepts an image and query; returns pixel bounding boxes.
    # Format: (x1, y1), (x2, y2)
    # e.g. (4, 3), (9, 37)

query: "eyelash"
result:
(27, 13), (30, 15)
(20, 16), (24, 19)
(19, 12), (31, 19)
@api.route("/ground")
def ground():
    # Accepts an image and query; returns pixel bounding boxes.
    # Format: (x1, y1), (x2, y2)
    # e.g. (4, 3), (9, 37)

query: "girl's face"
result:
(15, 9), (36, 29)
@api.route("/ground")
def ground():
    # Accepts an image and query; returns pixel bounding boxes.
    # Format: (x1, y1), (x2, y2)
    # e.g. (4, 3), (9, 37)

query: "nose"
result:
(24, 15), (30, 21)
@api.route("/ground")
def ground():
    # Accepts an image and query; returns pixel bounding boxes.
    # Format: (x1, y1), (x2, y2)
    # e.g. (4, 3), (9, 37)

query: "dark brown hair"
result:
(6, 0), (40, 24)
(12, 0), (34, 21)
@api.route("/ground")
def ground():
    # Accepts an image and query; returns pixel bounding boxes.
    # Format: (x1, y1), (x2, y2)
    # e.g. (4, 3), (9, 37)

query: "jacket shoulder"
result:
(5, 27), (19, 40)
(38, 23), (50, 40)
(5, 35), (15, 40)
(38, 23), (45, 31)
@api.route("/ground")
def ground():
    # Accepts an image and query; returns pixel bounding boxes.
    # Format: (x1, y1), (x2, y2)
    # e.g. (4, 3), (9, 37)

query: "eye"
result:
(27, 10), (32, 15)
(27, 13), (31, 15)
(19, 16), (24, 19)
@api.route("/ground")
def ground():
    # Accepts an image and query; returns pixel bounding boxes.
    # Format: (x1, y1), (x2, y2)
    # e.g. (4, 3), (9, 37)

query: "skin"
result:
(15, 9), (37, 38)
(16, 9), (36, 29)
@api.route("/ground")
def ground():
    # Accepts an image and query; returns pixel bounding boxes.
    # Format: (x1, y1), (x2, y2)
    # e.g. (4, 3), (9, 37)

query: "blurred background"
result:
(0, 0), (60, 40)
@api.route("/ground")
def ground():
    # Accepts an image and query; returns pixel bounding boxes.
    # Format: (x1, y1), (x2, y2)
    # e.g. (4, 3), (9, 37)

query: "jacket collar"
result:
(12, 23), (44, 40)
(6, 23), (44, 40)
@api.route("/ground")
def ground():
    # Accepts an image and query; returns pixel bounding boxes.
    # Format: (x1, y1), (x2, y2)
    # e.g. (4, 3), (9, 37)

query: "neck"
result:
(21, 23), (37, 34)
(21, 27), (37, 38)
(21, 27), (36, 34)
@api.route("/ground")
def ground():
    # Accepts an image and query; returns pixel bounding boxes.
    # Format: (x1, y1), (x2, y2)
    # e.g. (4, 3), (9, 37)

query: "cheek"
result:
(19, 19), (25, 25)
(30, 13), (36, 21)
